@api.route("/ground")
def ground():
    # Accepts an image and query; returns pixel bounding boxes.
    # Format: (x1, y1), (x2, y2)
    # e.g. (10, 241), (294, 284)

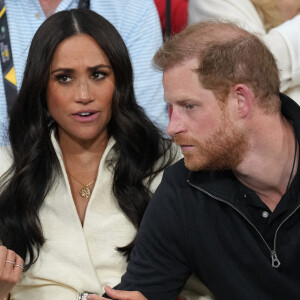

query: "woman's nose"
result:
(75, 79), (94, 104)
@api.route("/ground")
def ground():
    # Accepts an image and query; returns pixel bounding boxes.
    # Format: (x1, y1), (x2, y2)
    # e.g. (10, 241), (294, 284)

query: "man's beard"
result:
(174, 117), (249, 171)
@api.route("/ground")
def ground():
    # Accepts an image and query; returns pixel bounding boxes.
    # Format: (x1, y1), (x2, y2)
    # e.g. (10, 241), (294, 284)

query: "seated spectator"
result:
(87, 20), (300, 300)
(188, 0), (300, 104)
(0, 9), (180, 299)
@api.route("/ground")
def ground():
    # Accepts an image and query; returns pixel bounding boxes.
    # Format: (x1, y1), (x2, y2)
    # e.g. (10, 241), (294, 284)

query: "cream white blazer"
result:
(0, 134), (165, 299)
(0, 133), (212, 300)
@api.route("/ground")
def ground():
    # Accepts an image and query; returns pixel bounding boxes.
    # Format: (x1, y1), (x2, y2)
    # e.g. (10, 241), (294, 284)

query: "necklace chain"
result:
(70, 175), (94, 187)
(67, 172), (95, 199)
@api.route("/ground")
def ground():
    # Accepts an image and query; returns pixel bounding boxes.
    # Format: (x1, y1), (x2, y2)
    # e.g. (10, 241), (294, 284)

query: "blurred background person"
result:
(154, 0), (188, 37)
(188, 0), (300, 104)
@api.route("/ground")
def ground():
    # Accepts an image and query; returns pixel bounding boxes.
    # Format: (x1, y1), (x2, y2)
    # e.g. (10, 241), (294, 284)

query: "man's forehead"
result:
(162, 63), (215, 105)
(163, 57), (199, 77)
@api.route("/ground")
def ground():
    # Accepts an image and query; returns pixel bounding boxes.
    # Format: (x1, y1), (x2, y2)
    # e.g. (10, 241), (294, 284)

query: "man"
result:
(0, 0), (168, 144)
(91, 21), (300, 300)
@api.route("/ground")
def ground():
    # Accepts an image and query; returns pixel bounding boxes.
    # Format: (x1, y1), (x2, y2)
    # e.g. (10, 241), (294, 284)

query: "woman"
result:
(0, 9), (179, 299)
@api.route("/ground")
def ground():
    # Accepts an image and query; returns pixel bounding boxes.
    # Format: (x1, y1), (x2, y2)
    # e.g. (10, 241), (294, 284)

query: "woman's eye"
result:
(91, 72), (106, 80)
(55, 74), (71, 83)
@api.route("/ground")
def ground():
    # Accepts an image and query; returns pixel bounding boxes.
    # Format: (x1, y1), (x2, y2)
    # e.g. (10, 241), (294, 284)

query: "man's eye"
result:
(186, 104), (195, 109)
(91, 72), (106, 80)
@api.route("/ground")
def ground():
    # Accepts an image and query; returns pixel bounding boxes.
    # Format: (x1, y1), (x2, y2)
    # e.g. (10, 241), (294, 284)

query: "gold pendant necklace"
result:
(78, 180), (94, 198)
(68, 173), (95, 199)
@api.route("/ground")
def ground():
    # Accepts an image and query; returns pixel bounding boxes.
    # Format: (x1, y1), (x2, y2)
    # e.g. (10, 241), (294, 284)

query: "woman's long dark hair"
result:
(0, 9), (176, 270)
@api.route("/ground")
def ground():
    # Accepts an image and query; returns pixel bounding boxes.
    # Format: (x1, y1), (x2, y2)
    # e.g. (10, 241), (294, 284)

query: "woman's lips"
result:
(71, 111), (100, 123)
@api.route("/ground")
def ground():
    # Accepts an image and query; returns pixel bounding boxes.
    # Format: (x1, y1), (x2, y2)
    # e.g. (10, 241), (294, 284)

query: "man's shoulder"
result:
(165, 160), (237, 196)
(165, 159), (215, 179)
(164, 159), (209, 182)
(165, 158), (188, 176)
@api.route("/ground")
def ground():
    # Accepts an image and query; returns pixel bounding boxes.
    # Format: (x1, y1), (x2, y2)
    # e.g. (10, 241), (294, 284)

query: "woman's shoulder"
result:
(0, 145), (13, 176)
(148, 142), (182, 192)
(170, 141), (183, 163)
(161, 140), (183, 166)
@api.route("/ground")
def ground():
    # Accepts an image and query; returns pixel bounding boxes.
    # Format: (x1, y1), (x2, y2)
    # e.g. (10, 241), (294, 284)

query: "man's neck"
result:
(233, 114), (298, 211)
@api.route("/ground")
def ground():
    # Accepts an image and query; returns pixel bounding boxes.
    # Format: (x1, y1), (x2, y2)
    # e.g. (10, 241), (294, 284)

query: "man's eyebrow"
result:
(165, 98), (200, 104)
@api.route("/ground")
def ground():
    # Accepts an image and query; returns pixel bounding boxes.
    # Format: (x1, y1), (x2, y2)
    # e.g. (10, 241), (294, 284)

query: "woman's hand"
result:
(87, 286), (148, 300)
(0, 246), (24, 299)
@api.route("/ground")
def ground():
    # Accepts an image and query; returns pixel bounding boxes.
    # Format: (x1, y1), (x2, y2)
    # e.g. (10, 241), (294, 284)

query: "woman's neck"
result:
(58, 130), (109, 178)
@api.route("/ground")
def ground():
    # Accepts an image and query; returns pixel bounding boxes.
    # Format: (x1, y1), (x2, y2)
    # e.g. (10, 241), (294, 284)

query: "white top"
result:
(188, 0), (300, 104)
(0, 134), (166, 300)
(0, 133), (212, 300)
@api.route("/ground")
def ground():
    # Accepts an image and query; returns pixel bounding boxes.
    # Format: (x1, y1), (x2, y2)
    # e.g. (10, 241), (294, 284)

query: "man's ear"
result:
(231, 84), (254, 118)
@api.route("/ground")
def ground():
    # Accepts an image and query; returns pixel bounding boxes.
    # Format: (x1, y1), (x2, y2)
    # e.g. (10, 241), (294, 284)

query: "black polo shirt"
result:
(236, 131), (300, 249)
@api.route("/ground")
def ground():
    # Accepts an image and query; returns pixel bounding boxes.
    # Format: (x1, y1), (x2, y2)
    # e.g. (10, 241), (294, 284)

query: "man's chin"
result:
(183, 157), (203, 171)
(183, 156), (231, 172)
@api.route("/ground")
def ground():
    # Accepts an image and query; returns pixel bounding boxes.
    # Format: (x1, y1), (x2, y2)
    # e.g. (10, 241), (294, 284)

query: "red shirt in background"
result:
(154, 0), (188, 35)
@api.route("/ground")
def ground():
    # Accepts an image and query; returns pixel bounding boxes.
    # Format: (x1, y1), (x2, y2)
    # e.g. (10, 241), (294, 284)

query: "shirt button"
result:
(35, 13), (41, 19)
(262, 211), (269, 218)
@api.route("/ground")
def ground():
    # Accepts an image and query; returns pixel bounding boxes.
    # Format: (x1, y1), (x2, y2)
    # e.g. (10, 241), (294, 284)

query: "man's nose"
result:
(166, 107), (185, 136)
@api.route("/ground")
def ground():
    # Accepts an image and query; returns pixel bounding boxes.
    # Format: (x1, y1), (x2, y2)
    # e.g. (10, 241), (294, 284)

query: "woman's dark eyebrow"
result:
(50, 64), (112, 75)
(50, 68), (74, 75)
(88, 64), (112, 72)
